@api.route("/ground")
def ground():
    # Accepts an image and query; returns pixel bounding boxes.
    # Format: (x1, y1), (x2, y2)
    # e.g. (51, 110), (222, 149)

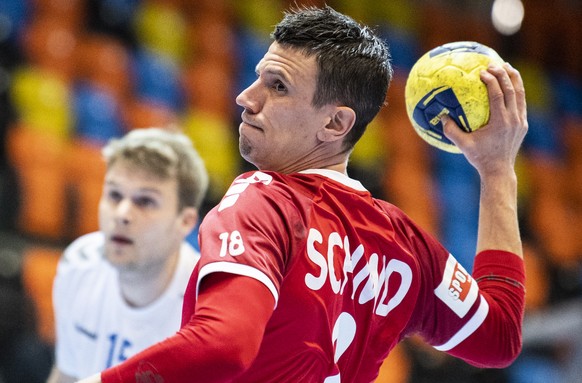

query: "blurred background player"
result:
(46, 127), (208, 383)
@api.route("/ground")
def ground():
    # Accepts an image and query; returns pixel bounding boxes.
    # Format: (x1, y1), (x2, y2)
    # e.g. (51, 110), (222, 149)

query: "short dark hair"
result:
(272, 5), (393, 150)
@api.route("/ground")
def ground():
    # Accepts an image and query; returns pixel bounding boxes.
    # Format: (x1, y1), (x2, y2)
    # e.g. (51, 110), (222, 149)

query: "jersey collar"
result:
(299, 169), (367, 192)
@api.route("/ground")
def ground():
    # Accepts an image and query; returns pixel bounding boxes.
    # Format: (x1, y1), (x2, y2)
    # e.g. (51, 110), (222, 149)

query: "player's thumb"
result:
(441, 115), (465, 146)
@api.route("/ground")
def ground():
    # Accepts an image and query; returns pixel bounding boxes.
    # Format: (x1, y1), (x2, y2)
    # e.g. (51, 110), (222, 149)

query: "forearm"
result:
(442, 63), (526, 259)
(448, 250), (525, 368)
(103, 323), (251, 383)
(477, 170), (522, 258)
(99, 274), (273, 383)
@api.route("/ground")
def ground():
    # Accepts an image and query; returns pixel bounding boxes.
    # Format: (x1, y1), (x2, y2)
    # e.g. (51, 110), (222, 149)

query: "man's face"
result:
(98, 160), (188, 273)
(235, 42), (337, 173)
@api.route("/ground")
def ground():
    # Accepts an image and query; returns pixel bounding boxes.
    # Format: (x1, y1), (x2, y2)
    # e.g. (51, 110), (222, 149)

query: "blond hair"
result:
(102, 128), (209, 210)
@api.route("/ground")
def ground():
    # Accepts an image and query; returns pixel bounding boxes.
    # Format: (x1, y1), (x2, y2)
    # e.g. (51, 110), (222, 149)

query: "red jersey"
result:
(103, 169), (525, 383)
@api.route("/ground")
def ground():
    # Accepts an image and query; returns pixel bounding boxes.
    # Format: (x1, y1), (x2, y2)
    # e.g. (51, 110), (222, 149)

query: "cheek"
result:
(290, 104), (321, 132)
(271, 110), (309, 140)
(140, 216), (181, 237)
(98, 201), (111, 228)
(137, 220), (182, 255)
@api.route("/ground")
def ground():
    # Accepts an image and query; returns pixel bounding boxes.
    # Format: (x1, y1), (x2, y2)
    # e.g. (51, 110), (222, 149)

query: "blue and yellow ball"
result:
(404, 41), (505, 153)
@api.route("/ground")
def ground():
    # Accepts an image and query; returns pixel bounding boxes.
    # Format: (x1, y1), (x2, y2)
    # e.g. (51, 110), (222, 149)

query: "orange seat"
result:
(375, 342), (411, 383)
(66, 139), (107, 237)
(381, 74), (439, 236)
(75, 34), (132, 103)
(522, 242), (550, 311)
(21, 245), (63, 345)
(6, 125), (70, 240)
(123, 98), (178, 130)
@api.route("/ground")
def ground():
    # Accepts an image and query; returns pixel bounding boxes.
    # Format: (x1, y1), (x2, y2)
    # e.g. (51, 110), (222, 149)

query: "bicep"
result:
(178, 272), (276, 376)
(188, 272), (275, 349)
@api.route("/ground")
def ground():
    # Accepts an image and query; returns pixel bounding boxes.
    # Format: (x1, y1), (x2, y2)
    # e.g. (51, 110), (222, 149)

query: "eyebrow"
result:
(255, 63), (290, 83)
(104, 180), (164, 196)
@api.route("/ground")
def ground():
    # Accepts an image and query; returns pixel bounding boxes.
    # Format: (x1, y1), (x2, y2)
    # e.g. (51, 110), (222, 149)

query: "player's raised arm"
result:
(419, 62), (527, 368)
(443, 62), (527, 257)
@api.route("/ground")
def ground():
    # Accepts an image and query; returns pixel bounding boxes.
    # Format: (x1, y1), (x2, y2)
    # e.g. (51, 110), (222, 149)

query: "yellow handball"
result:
(404, 41), (505, 153)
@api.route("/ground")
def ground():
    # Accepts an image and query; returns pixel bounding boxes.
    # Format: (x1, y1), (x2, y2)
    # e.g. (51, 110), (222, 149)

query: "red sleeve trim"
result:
(446, 249), (526, 368)
(472, 249), (525, 290)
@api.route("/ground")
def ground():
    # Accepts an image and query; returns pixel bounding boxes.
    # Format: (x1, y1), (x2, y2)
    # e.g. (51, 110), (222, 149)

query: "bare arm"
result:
(443, 62), (527, 258)
(426, 65), (527, 367)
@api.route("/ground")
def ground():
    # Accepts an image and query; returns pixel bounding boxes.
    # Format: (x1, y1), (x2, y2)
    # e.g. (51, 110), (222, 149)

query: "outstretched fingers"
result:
(454, 63), (529, 175)
(481, 63), (527, 131)
(506, 62), (528, 125)
(481, 64), (514, 118)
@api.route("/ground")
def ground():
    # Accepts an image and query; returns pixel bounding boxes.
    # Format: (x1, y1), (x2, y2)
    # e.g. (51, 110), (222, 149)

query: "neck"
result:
(118, 252), (179, 308)
(320, 162), (348, 175)
(267, 148), (350, 175)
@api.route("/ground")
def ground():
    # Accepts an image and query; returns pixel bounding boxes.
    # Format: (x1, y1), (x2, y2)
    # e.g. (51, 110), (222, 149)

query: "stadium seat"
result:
(132, 48), (184, 111)
(72, 83), (125, 143)
(182, 108), (239, 202)
(133, 0), (188, 64)
(5, 125), (69, 240)
(74, 33), (132, 106)
(374, 343), (410, 383)
(123, 98), (178, 130)
(20, 245), (62, 345)
(66, 139), (107, 238)
(10, 67), (73, 139)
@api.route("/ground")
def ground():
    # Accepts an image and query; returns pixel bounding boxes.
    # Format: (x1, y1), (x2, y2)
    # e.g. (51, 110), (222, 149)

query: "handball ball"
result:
(404, 41), (505, 153)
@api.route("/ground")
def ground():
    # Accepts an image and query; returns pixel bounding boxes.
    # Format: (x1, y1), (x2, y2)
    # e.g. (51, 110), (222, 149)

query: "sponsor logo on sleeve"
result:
(434, 254), (478, 318)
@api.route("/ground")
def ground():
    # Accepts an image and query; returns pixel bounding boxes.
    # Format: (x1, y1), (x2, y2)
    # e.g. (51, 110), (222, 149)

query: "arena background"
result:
(0, 1), (580, 382)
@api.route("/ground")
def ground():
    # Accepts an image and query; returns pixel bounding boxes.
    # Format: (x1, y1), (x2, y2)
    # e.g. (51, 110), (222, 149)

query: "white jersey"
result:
(52, 231), (199, 378)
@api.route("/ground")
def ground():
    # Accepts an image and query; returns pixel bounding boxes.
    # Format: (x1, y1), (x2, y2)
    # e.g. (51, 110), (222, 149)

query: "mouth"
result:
(110, 235), (134, 245)
(240, 113), (262, 131)
(240, 121), (262, 132)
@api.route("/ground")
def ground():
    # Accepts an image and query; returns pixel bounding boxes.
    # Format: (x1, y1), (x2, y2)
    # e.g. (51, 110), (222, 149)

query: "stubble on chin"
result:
(239, 135), (252, 158)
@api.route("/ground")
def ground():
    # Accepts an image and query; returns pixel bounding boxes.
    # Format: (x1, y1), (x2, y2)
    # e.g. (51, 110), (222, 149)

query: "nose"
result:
(114, 198), (133, 225)
(236, 80), (260, 114)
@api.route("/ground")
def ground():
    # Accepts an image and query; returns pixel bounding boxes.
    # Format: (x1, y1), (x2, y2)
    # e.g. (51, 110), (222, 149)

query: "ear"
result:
(178, 207), (199, 236)
(317, 106), (356, 142)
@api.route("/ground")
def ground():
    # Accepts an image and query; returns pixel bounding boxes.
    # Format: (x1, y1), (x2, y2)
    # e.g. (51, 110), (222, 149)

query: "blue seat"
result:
(73, 83), (124, 143)
(132, 48), (184, 111)
(0, 0), (29, 44)
(433, 149), (480, 271)
(233, 26), (271, 94)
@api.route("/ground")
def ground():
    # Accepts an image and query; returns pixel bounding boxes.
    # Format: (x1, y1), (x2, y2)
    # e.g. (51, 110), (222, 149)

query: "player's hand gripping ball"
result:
(404, 41), (505, 153)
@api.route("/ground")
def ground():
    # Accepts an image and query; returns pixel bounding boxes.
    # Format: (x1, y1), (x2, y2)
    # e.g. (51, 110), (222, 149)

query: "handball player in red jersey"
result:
(78, 5), (528, 383)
